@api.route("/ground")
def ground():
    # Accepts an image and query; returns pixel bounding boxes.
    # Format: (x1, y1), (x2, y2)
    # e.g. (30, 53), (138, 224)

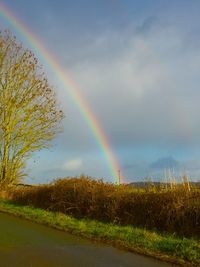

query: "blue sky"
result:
(1, 0), (200, 183)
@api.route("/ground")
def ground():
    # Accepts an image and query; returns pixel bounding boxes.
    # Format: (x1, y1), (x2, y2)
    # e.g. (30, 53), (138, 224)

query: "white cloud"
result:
(59, 20), (200, 149)
(62, 159), (83, 171)
(33, 14), (200, 180)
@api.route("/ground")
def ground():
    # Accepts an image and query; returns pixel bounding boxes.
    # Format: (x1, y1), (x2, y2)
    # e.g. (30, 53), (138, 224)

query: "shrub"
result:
(9, 176), (200, 238)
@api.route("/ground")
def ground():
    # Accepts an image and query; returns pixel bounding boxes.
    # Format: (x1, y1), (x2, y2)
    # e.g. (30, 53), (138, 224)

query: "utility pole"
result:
(118, 169), (121, 185)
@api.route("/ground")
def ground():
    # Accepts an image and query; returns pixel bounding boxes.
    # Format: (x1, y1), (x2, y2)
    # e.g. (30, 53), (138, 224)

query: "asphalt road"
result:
(0, 212), (177, 267)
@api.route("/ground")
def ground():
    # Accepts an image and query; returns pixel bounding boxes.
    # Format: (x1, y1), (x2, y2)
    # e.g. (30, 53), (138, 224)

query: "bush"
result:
(9, 176), (200, 237)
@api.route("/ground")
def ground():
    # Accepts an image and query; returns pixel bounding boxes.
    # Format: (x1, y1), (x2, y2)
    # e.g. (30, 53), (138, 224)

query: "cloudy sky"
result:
(1, 0), (200, 183)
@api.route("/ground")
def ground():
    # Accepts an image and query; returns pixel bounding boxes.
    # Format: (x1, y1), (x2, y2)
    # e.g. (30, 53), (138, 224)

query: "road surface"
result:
(0, 212), (177, 267)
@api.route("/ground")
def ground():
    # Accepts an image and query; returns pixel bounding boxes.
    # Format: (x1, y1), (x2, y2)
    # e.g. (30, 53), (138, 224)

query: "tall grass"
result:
(7, 176), (200, 238)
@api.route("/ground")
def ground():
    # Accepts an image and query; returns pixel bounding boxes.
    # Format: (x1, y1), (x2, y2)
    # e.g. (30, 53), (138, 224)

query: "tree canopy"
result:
(0, 31), (64, 187)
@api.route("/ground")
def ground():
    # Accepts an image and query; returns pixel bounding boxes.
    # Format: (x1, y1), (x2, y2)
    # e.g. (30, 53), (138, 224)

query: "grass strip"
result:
(0, 199), (199, 266)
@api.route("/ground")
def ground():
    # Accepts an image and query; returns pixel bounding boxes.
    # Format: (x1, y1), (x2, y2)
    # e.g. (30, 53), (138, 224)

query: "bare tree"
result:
(0, 31), (64, 187)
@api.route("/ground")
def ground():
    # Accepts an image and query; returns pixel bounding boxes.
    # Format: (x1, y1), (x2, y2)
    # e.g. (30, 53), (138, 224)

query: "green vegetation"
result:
(1, 176), (199, 265)
(8, 176), (200, 237)
(0, 31), (64, 187)
(0, 199), (199, 266)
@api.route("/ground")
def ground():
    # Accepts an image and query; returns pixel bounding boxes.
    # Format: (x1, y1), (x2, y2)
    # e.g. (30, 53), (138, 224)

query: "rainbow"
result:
(0, 3), (124, 184)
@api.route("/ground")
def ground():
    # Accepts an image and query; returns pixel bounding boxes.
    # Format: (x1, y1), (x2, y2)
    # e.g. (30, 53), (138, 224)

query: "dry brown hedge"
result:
(9, 176), (200, 237)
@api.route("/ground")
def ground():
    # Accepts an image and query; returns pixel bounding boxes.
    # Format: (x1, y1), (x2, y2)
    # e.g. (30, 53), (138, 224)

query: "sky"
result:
(0, 0), (200, 184)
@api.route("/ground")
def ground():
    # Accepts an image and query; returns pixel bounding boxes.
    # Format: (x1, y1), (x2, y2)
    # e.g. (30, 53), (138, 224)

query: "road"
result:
(0, 212), (177, 267)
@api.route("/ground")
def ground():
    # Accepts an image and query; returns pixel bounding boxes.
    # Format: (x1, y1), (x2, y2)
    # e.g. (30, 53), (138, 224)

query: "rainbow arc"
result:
(0, 3), (124, 184)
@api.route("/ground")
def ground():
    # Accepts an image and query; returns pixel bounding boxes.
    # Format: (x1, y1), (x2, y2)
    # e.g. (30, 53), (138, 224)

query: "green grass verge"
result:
(0, 199), (199, 266)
